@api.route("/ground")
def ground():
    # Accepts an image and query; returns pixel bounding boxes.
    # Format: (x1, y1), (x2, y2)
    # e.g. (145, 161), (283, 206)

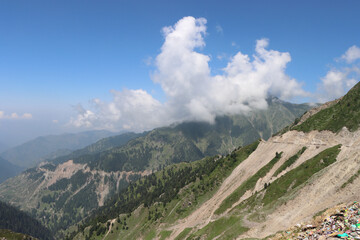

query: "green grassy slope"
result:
(294, 82), (360, 133)
(0, 229), (37, 240)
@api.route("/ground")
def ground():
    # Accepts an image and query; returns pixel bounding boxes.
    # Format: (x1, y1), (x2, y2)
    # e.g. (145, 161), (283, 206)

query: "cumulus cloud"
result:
(316, 67), (359, 102)
(70, 89), (168, 131)
(316, 45), (360, 102)
(70, 16), (308, 132)
(0, 111), (32, 119)
(341, 45), (360, 63)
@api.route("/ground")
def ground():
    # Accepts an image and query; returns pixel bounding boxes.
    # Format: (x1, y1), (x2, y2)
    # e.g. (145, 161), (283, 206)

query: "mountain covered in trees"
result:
(0, 97), (312, 239)
(62, 82), (360, 239)
(0, 200), (52, 240)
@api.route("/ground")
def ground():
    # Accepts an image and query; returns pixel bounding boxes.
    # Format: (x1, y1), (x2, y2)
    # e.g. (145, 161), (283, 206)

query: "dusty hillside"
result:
(166, 128), (360, 239)
(0, 159), (149, 238)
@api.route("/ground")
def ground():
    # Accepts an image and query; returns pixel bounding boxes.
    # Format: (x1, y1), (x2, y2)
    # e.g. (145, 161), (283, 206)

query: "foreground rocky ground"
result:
(271, 201), (360, 239)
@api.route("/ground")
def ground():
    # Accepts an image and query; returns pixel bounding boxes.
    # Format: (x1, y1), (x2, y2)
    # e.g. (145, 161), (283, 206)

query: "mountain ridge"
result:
(0, 97), (313, 239)
(67, 82), (360, 239)
(0, 130), (122, 168)
(0, 157), (23, 184)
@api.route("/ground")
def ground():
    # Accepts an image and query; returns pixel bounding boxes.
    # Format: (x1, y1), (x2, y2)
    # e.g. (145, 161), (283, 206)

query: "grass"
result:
(174, 228), (192, 240)
(261, 144), (341, 207)
(159, 230), (172, 240)
(313, 208), (328, 219)
(234, 144), (342, 222)
(162, 140), (260, 223)
(341, 167), (360, 189)
(188, 216), (248, 240)
(0, 229), (34, 240)
(273, 147), (307, 177)
(215, 152), (283, 215)
(74, 140), (261, 240)
(293, 82), (360, 133)
(144, 229), (156, 240)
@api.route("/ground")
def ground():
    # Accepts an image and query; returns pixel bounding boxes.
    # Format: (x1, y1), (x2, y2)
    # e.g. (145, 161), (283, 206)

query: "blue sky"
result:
(1, 0), (360, 147)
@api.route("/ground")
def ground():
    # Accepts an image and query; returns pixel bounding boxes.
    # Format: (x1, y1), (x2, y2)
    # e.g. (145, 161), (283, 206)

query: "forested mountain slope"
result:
(70, 83), (360, 240)
(0, 200), (52, 240)
(0, 97), (311, 239)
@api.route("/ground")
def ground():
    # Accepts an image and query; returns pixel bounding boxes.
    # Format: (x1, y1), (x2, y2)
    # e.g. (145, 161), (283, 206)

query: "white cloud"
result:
(315, 45), (360, 102)
(341, 45), (360, 63)
(316, 67), (358, 102)
(70, 16), (308, 132)
(70, 89), (168, 131)
(0, 111), (32, 120)
(22, 113), (32, 119)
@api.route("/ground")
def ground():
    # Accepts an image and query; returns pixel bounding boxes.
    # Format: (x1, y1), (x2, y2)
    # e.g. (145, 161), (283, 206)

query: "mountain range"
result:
(0, 157), (23, 184)
(65, 82), (360, 239)
(0, 130), (121, 168)
(0, 97), (312, 239)
(0, 200), (52, 239)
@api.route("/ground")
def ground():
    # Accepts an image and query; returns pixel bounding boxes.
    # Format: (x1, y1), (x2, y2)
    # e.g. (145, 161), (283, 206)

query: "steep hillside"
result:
(0, 160), (147, 239)
(0, 98), (310, 239)
(293, 82), (360, 132)
(63, 98), (311, 173)
(0, 200), (52, 240)
(0, 229), (37, 240)
(0, 130), (121, 167)
(0, 157), (23, 184)
(69, 83), (360, 240)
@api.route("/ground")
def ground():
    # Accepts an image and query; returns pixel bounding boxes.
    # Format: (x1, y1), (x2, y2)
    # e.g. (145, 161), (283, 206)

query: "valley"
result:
(1, 4), (358, 239)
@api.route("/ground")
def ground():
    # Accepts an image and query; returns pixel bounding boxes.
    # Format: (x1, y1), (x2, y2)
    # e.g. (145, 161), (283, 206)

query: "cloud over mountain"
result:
(70, 16), (311, 132)
(316, 45), (360, 102)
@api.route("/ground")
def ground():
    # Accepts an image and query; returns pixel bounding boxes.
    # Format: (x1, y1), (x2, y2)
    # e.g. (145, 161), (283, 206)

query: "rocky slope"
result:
(69, 82), (360, 239)
(0, 97), (311, 239)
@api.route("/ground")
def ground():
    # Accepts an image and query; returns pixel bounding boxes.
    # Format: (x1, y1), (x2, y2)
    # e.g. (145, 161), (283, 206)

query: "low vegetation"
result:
(341, 167), (360, 189)
(215, 151), (283, 215)
(262, 144), (341, 207)
(0, 229), (36, 240)
(273, 146), (307, 177)
(294, 82), (360, 133)
(236, 144), (342, 219)
(0, 201), (52, 240)
(188, 216), (248, 240)
(69, 140), (260, 239)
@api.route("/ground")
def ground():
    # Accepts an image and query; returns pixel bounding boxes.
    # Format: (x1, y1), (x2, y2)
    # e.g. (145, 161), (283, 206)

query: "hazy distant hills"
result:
(0, 157), (23, 184)
(0, 130), (121, 168)
(0, 141), (10, 153)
